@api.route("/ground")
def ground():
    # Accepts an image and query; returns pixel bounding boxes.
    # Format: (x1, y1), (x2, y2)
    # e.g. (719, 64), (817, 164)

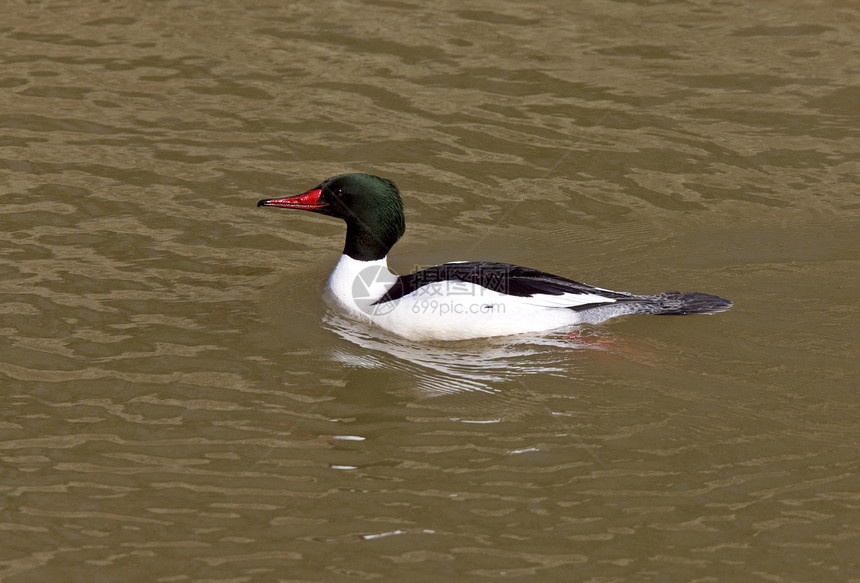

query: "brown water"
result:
(2, 1), (859, 581)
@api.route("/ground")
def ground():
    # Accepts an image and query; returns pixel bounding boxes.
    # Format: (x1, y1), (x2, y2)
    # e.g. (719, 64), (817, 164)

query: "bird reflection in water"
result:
(322, 310), (614, 397)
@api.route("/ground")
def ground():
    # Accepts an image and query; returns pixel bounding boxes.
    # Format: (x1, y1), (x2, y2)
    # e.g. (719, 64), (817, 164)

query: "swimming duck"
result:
(258, 173), (732, 341)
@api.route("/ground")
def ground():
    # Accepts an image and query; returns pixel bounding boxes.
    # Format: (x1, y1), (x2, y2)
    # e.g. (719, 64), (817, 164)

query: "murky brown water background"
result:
(2, 1), (859, 581)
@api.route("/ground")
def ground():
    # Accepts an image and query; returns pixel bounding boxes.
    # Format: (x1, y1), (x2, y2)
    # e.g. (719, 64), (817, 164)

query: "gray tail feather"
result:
(573, 291), (732, 324)
(636, 291), (733, 316)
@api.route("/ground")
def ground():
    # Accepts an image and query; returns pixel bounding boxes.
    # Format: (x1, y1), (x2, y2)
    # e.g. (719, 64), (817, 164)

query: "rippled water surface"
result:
(2, 1), (859, 581)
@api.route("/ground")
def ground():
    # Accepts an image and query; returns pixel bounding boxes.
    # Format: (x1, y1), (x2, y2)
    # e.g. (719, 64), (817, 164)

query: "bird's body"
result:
(258, 173), (732, 341)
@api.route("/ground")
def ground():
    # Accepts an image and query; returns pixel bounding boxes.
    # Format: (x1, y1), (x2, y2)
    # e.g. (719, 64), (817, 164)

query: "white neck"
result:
(325, 254), (397, 319)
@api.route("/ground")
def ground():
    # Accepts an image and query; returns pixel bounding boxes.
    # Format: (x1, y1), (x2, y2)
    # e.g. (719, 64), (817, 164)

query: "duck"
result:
(258, 173), (732, 341)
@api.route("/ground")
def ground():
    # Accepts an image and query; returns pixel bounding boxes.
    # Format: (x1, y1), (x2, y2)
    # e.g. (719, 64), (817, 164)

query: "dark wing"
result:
(373, 261), (635, 305)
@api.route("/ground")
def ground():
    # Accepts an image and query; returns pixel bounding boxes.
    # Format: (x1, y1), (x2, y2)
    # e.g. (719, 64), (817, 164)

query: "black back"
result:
(373, 261), (634, 305)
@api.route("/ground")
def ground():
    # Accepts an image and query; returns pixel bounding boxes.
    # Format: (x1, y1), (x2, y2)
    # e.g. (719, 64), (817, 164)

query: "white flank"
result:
(324, 255), (620, 341)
